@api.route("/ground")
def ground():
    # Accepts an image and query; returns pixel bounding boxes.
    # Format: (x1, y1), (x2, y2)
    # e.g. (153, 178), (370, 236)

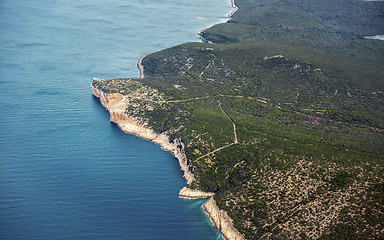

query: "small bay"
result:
(0, 0), (233, 239)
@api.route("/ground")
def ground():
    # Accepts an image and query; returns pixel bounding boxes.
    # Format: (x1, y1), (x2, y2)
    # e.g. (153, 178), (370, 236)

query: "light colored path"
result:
(195, 143), (237, 162)
(195, 102), (239, 162)
(219, 102), (238, 144)
(167, 96), (212, 103)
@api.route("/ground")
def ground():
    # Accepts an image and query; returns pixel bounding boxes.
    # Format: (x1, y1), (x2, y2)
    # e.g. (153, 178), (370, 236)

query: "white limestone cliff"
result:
(92, 81), (245, 240)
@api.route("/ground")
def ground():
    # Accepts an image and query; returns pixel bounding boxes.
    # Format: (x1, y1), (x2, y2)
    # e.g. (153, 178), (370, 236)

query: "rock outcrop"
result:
(178, 186), (215, 198)
(203, 197), (245, 240)
(92, 80), (245, 240)
(92, 83), (194, 184)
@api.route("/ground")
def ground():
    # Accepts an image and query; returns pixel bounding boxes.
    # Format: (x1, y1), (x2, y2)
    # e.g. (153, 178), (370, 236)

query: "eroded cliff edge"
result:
(91, 79), (244, 240)
(90, 0), (384, 237)
(91, 82), (194, 184)
(203, 197), (245, 240)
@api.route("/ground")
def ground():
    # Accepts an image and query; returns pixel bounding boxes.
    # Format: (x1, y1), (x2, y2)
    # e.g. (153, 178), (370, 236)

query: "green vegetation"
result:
(92, 0), (384, 238)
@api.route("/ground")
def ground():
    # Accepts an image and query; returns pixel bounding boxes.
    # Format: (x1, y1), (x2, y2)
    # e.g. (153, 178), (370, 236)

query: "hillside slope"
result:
(93, 0), (384, 238)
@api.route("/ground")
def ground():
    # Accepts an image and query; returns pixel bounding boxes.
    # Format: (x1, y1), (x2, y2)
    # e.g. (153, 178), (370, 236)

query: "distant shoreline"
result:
(137, 0), (239, 76)
(137, 50), (160, 79)
(229, 0), (239, 19)
(199, 0), (239, 43)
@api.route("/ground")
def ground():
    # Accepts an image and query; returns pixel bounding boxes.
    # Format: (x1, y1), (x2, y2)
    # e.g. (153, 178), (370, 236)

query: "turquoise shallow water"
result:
(0, 0), (233, 239)
(365, 35), (384, 40)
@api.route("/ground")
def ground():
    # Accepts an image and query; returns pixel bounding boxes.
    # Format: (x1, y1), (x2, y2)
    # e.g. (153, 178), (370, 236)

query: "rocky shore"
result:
(137, 50), (160, 79)
(203, 198), (245, 240)
(229, 0), (239, 19)
(92, 80), (245, 240)
(91, 2), (245, 239)
(178, 186), (215, 198)
(199, 0), (238, 43)
(91, 82), (194, 184)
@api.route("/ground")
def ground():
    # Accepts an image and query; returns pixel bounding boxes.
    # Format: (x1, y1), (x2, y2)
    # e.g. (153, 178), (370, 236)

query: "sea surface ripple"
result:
(0, 0), (233, 239)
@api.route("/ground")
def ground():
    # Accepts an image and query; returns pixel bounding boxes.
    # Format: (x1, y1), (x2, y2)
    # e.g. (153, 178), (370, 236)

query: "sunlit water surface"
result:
(0, 0), (233, 239)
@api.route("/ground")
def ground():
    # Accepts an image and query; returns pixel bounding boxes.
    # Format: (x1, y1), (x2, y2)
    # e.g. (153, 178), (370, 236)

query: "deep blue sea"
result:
(0, 1), (233, 239)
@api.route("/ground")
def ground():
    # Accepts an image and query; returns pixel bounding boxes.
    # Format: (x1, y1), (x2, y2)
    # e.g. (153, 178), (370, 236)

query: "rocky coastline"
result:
(137, 50), (160, 79)
(199, 0), (239, 43)
(91, 1), (245, 239)
(178, 186), (215, 198)
(91, 83), (194, 184)
(92, 80), (245, 240)
(203, 198), (245, 240)
(229, 0), (239, 19)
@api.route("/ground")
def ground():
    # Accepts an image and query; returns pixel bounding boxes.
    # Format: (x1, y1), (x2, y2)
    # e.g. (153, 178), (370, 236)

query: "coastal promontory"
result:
(92, 0), (384, 238)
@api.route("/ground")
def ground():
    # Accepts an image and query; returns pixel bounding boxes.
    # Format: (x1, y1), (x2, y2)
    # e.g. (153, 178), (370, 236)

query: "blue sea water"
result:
(0, 0), (233, 239)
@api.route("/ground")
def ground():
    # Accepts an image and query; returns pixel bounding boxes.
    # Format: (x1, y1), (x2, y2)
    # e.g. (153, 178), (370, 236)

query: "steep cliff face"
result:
(92, 83), (194, 184)
(203, 197), (245, 240)
(92, 81), (245, 240)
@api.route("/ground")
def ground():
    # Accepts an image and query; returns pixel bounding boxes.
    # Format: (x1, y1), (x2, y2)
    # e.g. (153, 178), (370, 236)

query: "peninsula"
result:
(92, 0), (384, 239)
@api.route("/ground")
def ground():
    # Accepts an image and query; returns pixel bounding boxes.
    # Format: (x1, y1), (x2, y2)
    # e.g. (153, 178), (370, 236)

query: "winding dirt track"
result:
(195, 102), (239, 162)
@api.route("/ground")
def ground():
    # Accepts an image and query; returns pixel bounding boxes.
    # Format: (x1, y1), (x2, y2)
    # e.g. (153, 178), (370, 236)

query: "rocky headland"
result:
(91, 0), (384, 238)
(92, 79), (244, 239)
(92, 81), (194, 183)
(178, 186), (215, 198)
(203, 197), (245, 240)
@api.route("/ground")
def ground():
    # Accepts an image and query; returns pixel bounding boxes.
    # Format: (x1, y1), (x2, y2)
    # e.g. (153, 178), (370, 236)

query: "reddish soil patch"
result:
(308, 116), (327, 124)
